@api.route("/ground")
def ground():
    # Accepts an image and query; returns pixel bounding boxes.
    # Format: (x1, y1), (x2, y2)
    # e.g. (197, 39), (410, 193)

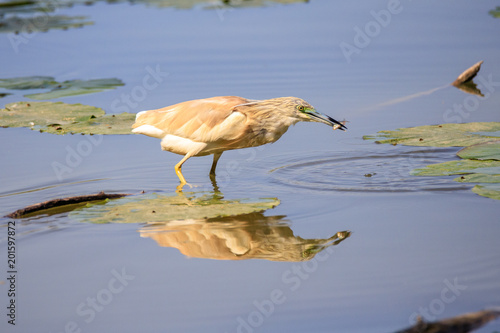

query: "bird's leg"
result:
(174, 153), (192, 186)
(210, 152), (222, 175)
(209, 173), (221, 194)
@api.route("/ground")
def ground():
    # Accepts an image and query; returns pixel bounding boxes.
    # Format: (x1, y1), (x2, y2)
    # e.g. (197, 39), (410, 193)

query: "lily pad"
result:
(27, 78), (124, 99)
(408, 143), (500, 199)
(0, 76), (57, 89)
(59, 113), (137, 135)
(490, 7), (500, 18)
(411, 160), (500, 177)
(457, 141), (500, 161)
(0, 101), (135, 135)
(367, 122), (500, 200)
(0, 76), (123, 99)
(454, 174), (500, 183)
(0, 0), (306, 14)
(69, 192), (280, 224)
(472, 184), (500, 200)
(1, 101), (104, 126)
(364, 122), (500, 147)
(0, 15), (92, 34)
(0, 0), (63, 16)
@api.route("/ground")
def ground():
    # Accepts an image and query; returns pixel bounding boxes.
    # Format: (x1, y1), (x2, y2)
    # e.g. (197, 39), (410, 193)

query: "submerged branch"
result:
(395, 309), (500, 333)
(5, 191), (131, 218)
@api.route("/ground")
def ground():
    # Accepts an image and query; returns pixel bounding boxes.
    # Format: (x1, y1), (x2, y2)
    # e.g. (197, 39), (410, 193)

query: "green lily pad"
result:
(0, 15), (92, 34)
(0, 76), (57, 90)
(0, 0), (62, 16)
(69, 192), (281, 224)
(0, 76), (123, 99)
(472, 184), (500, 200)
(457, 141), (500, 161)
(364, 122), (500, 147)
(0, 101), (135, 135)
(411, 160), (500, 177)
(1, 101), (104, 126)
(60, 113), (137, 135)
(367, 122), (500, 200)
(490, 7), (500, 18)
(454, 174), (500, 183)
(26, 78), (124, 100)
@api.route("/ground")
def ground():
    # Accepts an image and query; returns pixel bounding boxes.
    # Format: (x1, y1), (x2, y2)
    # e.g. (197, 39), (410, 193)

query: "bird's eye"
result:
(297, 105), (305, 112)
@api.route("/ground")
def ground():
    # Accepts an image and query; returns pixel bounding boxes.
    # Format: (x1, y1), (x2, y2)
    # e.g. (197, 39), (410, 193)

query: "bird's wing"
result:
(132, 96), (251, 142)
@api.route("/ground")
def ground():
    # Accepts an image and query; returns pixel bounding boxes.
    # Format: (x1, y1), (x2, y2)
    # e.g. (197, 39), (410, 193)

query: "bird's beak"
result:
(307, 110), (347, 131)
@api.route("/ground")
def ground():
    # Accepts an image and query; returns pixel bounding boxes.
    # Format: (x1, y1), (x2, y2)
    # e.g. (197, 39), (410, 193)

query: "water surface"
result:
(1, 1), (500, 332)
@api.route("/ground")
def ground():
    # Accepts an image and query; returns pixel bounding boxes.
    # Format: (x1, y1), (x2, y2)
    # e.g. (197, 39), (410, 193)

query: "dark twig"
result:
(395, 309), (500, 333)
(5, 191), (130, 218)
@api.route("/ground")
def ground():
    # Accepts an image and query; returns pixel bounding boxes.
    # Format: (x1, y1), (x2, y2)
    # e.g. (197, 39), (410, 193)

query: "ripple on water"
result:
(269, 149), (469, 193)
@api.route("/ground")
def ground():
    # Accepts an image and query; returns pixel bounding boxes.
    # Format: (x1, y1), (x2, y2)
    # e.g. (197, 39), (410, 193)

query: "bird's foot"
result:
(176, 182), (196, 192)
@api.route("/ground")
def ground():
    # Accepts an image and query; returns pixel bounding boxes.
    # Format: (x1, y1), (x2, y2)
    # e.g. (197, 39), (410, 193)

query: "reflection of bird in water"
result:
(140, 213), (351, 262)
(132, 96), (346, 186)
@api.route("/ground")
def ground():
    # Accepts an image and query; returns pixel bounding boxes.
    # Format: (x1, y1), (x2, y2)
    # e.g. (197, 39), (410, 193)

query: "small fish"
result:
(332, 121), (347, 131)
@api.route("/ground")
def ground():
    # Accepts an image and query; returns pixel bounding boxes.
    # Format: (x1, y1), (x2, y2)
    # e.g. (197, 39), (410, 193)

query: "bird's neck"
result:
(248, 110), (298, 145)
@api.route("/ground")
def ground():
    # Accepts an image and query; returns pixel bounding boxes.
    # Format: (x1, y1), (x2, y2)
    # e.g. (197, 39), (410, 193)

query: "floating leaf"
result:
(411, 160), (500, 177)
(472, 184), (500, 200)
(0, 0), (307, 15)
(69, 192), (280, 224)
(489, 6), (500, 18)
(454, 174), (500, 183)
(0, 101), (135, 135)
(0, 76), (57, 90)
(59, 113), (137, 135)
(0, 15), (92, 34)
(1, 101), (104, 127)
(410, 150), (500, 199)
(26, 78), (124, 100)
(364, 122), (500, 147)
(0, 0), (63, 16)
(368, 122), (500, 200)
(0, 76), (123, 99)
(457, 141), (500, 161)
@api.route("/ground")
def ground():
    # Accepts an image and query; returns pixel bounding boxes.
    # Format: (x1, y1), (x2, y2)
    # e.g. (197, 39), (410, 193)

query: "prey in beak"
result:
(305, 109), (348, 131)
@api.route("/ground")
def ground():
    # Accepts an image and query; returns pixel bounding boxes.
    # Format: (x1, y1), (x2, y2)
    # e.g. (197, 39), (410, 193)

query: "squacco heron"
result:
(132, 96), (346, 185)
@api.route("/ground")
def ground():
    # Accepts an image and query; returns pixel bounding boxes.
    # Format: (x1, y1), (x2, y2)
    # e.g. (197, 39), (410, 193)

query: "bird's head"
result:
(289, 97), (347, 131)
(235, 97), (347, 131)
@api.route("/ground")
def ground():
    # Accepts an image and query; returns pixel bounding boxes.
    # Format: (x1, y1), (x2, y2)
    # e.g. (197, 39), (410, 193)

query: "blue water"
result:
(1, 1), (500, 332)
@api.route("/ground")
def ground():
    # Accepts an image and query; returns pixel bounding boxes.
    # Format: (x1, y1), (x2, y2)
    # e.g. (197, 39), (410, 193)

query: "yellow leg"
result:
(210, 152), (222, 175)
(174, 153), (191, 185)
